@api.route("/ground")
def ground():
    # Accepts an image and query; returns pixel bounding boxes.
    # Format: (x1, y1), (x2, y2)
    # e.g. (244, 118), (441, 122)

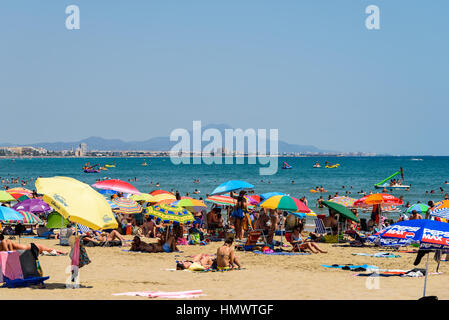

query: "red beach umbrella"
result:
(92, 179), (141, 195)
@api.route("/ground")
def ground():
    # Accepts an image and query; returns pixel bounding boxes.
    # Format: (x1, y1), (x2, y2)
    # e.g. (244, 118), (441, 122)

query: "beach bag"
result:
(189, 233), (200, 244)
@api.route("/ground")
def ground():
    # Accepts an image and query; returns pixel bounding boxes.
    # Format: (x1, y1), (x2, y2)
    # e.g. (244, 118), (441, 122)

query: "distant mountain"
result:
(0, 123), (334, 153)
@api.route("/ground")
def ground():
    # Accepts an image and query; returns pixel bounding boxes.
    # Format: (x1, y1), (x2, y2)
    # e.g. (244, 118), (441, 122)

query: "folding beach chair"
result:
(314, 218), (332, 235)
(59, 228), (73, 246)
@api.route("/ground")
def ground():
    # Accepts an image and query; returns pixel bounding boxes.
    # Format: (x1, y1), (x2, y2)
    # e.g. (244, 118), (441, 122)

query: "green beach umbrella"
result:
(406, 203), (429, 214)
(0, 190), (16, 202)
(322, 200), (360, 223)
(46, 212), (71, 229)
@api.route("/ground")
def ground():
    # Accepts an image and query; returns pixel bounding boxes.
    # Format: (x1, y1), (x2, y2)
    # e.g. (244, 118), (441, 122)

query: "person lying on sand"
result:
(176, 253), (215, 270)
(291, 224), (327, 254)
(216, 238), (241, 270)
(0, 234), (66, 254)
(130, 235), (178, 253)
(82, 230), (126, 246)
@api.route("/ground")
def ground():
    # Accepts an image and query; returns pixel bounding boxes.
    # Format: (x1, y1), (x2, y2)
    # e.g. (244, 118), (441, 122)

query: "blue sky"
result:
(1, 0), (448, 155)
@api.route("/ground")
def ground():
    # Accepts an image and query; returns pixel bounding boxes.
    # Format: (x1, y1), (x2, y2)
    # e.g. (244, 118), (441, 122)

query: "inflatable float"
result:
(325, 164), (340, 168)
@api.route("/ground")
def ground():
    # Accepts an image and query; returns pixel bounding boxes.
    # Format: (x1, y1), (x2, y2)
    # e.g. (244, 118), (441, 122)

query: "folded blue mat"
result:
(253, 250), (311, 256)
(2, 276), (50, 288)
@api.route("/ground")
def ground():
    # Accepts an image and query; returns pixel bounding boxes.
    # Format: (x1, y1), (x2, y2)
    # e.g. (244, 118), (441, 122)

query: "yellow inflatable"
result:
(325, 164), (340, 168)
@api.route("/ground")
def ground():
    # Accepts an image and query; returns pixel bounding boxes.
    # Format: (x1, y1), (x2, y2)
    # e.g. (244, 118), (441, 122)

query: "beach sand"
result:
(1, 236), (448, 300)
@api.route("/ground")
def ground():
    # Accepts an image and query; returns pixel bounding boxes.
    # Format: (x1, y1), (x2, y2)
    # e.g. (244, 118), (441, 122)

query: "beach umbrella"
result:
(0, 190), (16, 202)
(260, 192), (286, 200)
(429, 200), (449, 220)
(260, 195), (310, 213)
(131, 193), (155, 203)
(172, 199), (207, 212)
(111, 197), (143, 214)
(12, 198), (52, 214)
(106, 199), (120, 210)
(16, 211), (42, 225)
(245, 195), (261, 206)
(17, 195), (31, 202)
(288, 209), (317, 219)
(353, 193), (403, 208)
(146, 204), (194, 225)
(367, 219), (449, 297)
(329, 196), (357, 207)
(406, 203), (430, 215)
(92, 179), (141, 195)
(210, 180), (254, 196)
(149, 193), (177, 203)
(6, 187), (32, 200)
(205, 195), (237, 206)
(36, 176), (118, 231)
(322, 201), (360, 223)
(149, 189), (174, 196)
(98, 189), (120, 196)
(45, 212), (71, 229)
(0, 206), (24, 222)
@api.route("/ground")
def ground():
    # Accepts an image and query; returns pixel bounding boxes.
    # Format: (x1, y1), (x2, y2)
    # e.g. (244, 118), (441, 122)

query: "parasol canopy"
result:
(210, 180), (254, 196)
(36, 176), (118, 231)
(12, 198), (52, 214)
(146, 204), (194, 225)
(111, 197), (143, 214)
(260, 195), (310, 213)
(92, 179), (141, 195)
(322, 200), (360, 222)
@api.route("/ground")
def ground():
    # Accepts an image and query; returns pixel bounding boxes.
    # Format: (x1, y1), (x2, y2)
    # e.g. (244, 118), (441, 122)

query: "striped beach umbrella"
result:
(16, 211), (42, 225)
(146, 204), (194, 225)
(260, 195), (311, 213)
(111, 197), (143, 214)
(205, 195), (237, 206)
(6, 187), (32, 200)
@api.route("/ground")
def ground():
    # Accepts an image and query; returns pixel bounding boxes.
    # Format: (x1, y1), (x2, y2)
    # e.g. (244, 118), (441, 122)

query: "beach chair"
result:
(314, 218), (332, 235)
(236, 230), (267, 251)
(59, 228), (73, 246)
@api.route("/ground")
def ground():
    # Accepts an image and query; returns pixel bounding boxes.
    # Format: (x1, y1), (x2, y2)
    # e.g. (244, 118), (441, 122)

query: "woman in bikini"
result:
(176, 253), (215, 270)
(216, 238), (241, 270)
(291, 224), (327, 254)
(230, 191), (248, 240)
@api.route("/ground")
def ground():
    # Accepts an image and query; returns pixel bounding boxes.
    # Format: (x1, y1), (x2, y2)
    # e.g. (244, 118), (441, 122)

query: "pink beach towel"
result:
(113, 290), (204, 298)
(0, 251), (24, 282)
(71, 238), (80, 267)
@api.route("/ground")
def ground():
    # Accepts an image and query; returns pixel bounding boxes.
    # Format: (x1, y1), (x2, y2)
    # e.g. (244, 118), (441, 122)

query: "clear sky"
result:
(1, 0), (448, 155)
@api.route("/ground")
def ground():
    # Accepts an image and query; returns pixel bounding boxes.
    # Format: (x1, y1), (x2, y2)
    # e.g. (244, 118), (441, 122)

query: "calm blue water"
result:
(1, 156), (448, 218)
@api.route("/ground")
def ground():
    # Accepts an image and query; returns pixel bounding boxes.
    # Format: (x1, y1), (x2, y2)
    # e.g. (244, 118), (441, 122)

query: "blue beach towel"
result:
(322, 264), (377, 271)
(2, 276), (50, 288)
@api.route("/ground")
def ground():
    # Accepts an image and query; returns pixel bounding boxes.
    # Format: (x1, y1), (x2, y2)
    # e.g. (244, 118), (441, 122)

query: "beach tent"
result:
(45, 212), (71, 229)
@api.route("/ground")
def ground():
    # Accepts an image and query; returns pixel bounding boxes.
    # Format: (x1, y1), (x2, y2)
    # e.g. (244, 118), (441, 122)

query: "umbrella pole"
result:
(423, 252), (430, 297)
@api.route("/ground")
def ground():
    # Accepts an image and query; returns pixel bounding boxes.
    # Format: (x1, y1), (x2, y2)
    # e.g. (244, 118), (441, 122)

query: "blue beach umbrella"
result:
(367, 219), (449, 297)
(210, 180), (254, 196)
(260, 192), (286, 200)
(98, 189), (120, 196)
(0, 206), (25, 222)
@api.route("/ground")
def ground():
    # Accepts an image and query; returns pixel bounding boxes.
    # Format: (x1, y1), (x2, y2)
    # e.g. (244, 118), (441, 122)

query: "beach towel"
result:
(0, 251), (24, 282)
(2, 276), (50, 288)
(322, 264), (378, 272)
(40, 250), (68, 256)
(112, 290), (204, 298)
(252, 250), (311, 256)
(355, 268), (442, 278)
(352, 252), (401, 258)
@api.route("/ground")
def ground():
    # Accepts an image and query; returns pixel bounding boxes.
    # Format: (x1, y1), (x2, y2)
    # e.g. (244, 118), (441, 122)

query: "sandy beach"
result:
(1, 236), (447, 300)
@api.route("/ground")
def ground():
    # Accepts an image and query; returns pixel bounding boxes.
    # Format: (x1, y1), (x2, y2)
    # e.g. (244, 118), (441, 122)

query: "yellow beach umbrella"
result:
(150, 193), (176, 203)
(130, 193), (155, 203)
(35, 176), (118, 230)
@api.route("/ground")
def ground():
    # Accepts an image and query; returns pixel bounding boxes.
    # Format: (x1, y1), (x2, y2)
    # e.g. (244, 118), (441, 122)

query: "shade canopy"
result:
(36, 176), (118, 231)
(92, 179), (141, 195)
(0, 191), (16, 202)
(210, 180), (254, 196)
(146, 204), (194, 225)
(45, 212), (71, 229)
(353, 193), (403, 207)
(12, 199), (52, 214)
(0, 206), (24, 222)
(260, 195), (310, 213)
(322, 200), (360, 223)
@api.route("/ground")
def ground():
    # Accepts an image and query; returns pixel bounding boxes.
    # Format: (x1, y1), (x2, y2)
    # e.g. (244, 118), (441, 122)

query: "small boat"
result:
(282, 161), (292, 169)
(374, 167), (410, 190)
